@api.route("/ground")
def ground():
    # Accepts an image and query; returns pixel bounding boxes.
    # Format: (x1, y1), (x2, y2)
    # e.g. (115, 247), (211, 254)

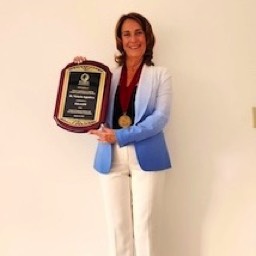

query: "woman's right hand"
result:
(73, 56), (87, 64)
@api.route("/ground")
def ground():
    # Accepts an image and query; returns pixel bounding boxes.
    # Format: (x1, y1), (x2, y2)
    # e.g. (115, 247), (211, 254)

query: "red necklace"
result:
(118, 64), (143, 128)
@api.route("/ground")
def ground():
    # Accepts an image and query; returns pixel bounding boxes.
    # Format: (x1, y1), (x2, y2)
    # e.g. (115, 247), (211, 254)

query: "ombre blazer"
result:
(93, 64), (172, 174)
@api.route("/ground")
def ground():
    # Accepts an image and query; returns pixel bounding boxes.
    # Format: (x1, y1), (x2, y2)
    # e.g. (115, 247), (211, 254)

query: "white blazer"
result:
(93, 64), (172, 173)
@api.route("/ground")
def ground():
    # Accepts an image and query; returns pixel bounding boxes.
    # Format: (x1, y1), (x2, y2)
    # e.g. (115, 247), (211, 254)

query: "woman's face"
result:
(121, 18), (146, 61)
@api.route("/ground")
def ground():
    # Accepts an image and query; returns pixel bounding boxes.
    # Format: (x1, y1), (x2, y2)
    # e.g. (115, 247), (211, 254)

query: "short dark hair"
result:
(115, 12), (155, 66)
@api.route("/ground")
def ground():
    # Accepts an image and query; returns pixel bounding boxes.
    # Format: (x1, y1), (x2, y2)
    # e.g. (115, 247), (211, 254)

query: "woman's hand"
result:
(89, 125), (117, 144)
(73, 56), (87, 64)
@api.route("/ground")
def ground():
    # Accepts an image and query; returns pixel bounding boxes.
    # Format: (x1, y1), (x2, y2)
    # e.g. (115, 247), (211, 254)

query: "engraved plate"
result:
(54, 61), (111, 133)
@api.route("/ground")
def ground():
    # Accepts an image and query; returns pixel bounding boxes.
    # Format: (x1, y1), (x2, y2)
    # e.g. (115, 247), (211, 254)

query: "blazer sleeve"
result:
(115, 67), (172, 147)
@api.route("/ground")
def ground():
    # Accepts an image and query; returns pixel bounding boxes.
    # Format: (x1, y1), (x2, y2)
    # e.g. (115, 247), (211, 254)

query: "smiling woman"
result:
(115, 12), (155, 67)
(73, 12), (172, 256)
(120, 19), (146, 67)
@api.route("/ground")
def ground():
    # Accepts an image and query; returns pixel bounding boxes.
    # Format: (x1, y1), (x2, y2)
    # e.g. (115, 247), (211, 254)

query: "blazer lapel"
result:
(134, 65), (153, 123)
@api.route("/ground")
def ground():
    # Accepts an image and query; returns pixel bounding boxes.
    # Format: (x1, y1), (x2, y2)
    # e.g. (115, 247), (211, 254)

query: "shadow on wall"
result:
(160, 156), (215, 256)
(159, 117), (216, 256)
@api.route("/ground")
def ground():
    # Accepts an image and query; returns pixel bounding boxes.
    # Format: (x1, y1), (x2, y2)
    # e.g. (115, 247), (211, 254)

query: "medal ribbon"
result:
(119, 64), (143, 114)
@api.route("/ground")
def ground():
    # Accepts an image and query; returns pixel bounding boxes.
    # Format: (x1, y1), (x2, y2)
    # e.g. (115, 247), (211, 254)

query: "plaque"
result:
(54, 60), (112, 133)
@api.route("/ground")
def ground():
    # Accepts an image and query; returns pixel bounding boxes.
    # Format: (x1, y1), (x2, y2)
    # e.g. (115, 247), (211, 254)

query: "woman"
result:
(74, 12), (172, 256)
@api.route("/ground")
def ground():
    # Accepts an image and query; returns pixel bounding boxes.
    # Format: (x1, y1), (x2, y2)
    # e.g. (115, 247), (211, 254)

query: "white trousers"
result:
(98, 144), (167, 256)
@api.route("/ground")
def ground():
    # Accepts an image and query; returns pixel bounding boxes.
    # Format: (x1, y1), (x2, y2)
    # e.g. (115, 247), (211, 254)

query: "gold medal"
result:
(118, 114), (132, 128)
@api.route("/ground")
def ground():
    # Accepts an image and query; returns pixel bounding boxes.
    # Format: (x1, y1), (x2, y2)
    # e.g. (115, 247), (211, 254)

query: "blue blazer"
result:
(93, 64), (172, 174)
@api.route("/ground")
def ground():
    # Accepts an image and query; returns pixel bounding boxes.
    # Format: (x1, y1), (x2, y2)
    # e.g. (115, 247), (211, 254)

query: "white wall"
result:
(0, 0), (256, 256)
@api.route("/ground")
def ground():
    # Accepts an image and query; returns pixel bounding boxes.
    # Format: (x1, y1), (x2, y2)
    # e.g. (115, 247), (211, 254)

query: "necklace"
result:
(118, 64), (143, 128)
(118, 113), (132, 128)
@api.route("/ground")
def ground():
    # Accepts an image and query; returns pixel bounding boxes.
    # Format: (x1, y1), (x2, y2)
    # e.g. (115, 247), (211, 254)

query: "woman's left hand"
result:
(89, 126), (117, 144)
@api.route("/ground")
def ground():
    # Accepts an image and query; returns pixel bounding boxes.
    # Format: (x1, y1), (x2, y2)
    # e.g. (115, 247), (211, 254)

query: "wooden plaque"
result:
(54, 60), (112, 133)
